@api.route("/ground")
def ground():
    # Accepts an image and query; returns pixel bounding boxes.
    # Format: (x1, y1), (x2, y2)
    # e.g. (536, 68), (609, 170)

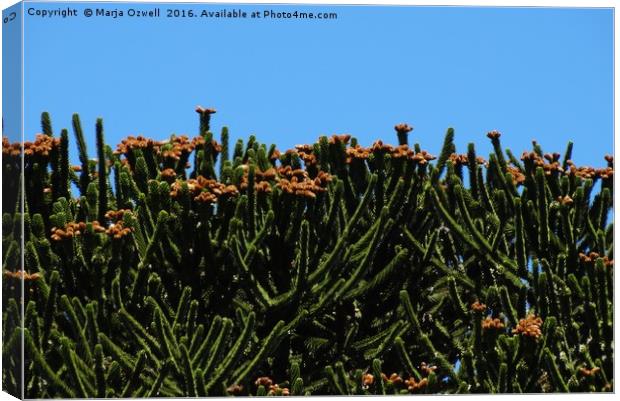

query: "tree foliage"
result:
(1, 110), (614, 396)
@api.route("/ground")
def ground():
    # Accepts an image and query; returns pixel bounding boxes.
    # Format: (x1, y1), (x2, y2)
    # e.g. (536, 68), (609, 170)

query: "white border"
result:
(0, 1), (616, 401)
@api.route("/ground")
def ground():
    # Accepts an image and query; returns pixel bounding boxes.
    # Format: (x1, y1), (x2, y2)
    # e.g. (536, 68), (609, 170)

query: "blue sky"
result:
(2, 1), (21, 143)
(12, 2), (615, 167)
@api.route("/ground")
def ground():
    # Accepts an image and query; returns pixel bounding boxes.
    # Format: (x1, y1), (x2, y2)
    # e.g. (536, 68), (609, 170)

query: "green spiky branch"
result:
(1, 110), (613, 397)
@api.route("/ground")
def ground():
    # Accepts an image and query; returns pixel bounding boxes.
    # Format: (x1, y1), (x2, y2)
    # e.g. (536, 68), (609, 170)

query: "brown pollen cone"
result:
(255, 377), (273, 388)
(512, 315), (543, 339)
(487, 130), (501, 140)
(195, 105), (216, 115)
(394, 123), (413, 134)
(482, 316), (505, 330)
(471, 301), (487, 312)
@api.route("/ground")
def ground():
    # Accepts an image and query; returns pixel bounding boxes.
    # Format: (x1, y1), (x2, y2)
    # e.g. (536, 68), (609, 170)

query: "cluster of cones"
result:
(2, 134), (60, 159)
(50, 218), (133, 241)
(291, 133), (437, 165)
(3, 270), (41, 281)
(167, 164), (335, 204)
(2, 137), (21, 158)
(50, 221), (105, 241)
(470, 301), (487, 313)
(512, 315), (544, 339)
(104, 209), (133, 221)
(578, 251), (614, 268)
(578, 366), (601, 377)
(362, 362), (436, 393)
(472, 302), (543, 337)
(448, 153), (487, 167)
(485, 130), (615, 183)
(519, 147), (613, 180)
(169, 176), (239, 204)
(506, 166), (527, 185)
(115, 134), (221, 163)
(253, 377), (290, 396)
(482, 316), (506, 331)
(276, 168), (332, 199)
(344, 141), (437, 165)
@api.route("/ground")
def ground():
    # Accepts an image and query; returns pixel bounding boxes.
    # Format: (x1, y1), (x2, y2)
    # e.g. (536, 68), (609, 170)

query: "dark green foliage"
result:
(2, 112), (614, 396)
(96, 118), (108, 223)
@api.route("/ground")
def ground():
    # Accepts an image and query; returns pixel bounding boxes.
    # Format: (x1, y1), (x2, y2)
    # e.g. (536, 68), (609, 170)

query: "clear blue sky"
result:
(13, 2), (615, 167)
(2, 1), (22, 144)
